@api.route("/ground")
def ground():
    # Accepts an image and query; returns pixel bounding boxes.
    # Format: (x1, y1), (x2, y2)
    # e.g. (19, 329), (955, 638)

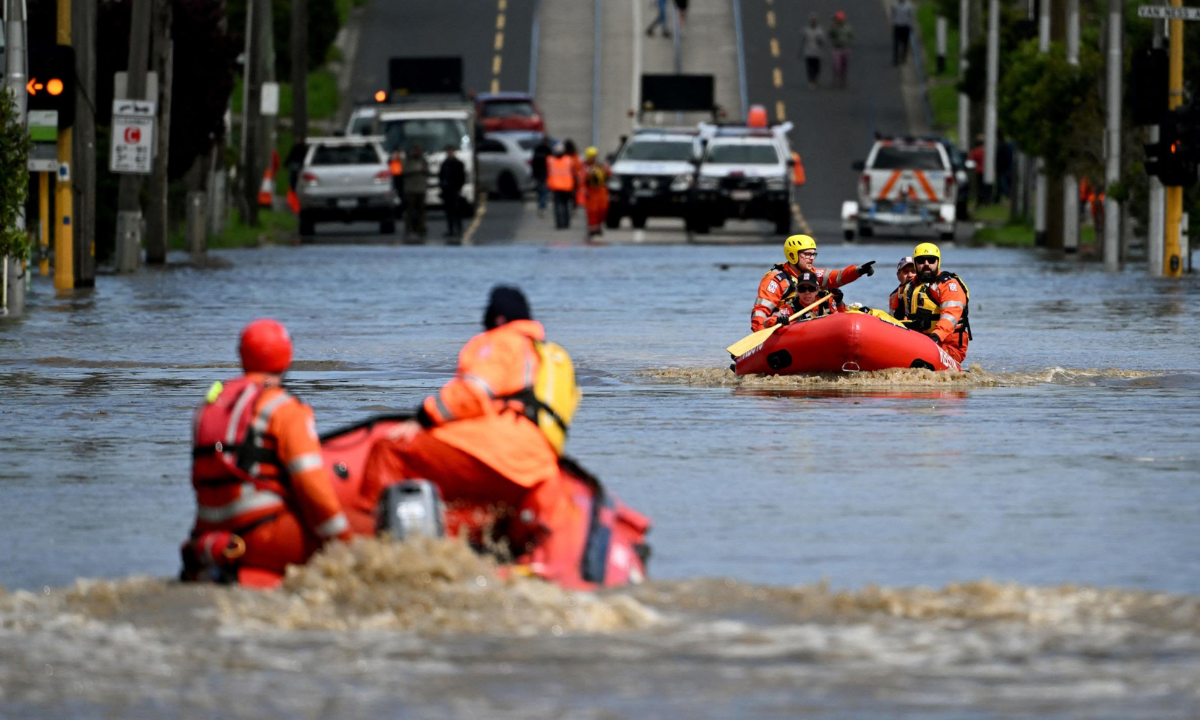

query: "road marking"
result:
(497, 13), (506, 29)
(792, 202), (814, 237)
(495, 32), (504, 51)
(498, 0), (506, 9)
(491, 78), (500, 93)
(770, 38), (779, 57)
(773, 67), (782, 88)
(493, 55), (502, 74)
(463, 193), (487, 245)
(766, 10), (775, 27)
(775, 100), (786, 121)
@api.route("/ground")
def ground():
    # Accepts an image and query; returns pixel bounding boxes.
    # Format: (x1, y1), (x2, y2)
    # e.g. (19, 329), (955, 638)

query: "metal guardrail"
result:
(732, 0), (748, 117)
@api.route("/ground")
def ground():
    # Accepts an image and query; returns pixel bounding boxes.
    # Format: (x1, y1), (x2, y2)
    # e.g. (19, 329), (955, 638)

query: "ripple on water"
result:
(637, 365), (1174, 389)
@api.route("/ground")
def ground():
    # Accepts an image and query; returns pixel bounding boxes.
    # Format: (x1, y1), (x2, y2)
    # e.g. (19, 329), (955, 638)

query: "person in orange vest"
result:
(581, 147), (611, 239)
(363, 286), (574, 556)
(751, 234), (875, 331)
(546, 143), (576, 229)
(903, 242), (971, 363)
(183, 319), (351, 588)
(389, 149), (405, 219)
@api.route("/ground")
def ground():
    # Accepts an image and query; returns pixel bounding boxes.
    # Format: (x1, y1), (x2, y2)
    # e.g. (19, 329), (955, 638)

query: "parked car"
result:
(475, 92), (545, 134)
(841, 137), (957, 241)
(297, 136), (398, 237)
(604, 127), (702, 230)
(345, 106), (377, 136)
(477, 132), (538, 199)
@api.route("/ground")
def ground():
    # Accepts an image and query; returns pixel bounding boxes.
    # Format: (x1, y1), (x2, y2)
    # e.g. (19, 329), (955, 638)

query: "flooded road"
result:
(2, 242), (1199, 718)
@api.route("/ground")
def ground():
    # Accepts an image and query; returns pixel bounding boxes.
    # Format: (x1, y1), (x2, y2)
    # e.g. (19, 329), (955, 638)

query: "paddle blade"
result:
(726, 325), (780, 357)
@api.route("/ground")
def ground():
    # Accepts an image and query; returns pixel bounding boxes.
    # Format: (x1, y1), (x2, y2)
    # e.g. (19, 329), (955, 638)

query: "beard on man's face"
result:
(917, 265), (938, 281)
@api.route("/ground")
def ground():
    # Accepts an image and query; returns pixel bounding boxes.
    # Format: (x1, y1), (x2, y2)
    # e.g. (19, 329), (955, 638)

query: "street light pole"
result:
(983, 0), (999, 194)
(957, 0), (969, 149)
(1034, 0), (1050, 244)
(2, 0), (27, 318)
(1103, 0), (1122, 270)
(1062, 0), (1080, 253)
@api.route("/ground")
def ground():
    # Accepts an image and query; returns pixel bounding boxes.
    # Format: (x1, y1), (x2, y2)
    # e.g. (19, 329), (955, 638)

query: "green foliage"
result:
(227, 0), (340, 77)
(997, 41), (1104, 178)
(0, 93), (33, 260)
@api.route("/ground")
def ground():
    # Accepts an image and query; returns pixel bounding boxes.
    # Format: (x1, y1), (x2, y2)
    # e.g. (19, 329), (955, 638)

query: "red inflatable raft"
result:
(733, 311), (962, 375)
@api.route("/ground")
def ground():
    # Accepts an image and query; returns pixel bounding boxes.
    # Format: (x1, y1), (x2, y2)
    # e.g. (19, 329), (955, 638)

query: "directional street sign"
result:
(109, 100), (156, 174)
(1137, 5), (1200, 20)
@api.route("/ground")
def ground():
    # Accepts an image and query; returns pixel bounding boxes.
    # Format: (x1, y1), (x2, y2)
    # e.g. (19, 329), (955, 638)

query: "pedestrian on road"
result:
(581, 147), (611, 240)
(563, 139), (583, 211)
(531, 136), (551, 217)
(389, 149), (406, 220)
(402, 142), (429, 242)
(891, 0), (914, 66)
(829, 10), (853, 88)
(646, 0), (670, 37)
(673, 0), (688, 37)
(799, 14), (827, 89)
(546, 143), (575, 229)
(439, 144), (466, 239)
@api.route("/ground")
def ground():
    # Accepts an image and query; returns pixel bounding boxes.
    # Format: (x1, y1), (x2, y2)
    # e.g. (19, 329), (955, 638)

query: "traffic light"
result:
(27, 45), (76, 129)
(1145, 109), (1199, 187)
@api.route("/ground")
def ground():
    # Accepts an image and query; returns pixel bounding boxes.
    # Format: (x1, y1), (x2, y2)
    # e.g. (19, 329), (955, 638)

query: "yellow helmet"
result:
(585, 146), (599, 160)
(784, 235), (818, 264)
(913, 242), (941, 271)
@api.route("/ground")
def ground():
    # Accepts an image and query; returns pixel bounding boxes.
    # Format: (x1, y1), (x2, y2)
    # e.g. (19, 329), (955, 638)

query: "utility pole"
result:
(1103, 0), (1122, 270)
(3, 0), (27, 318)
(1034, 0), (1050, 244)
(1062, 0), (1080, 253)
(958, 0), (970, 148)
(115, 0), (152, 273)
(1147, 3), (1165, 275)
(1162, 0), (1184, 276)
(54, 0), (73, 289)
(241, 0), (267, 227)
(291, 0), (308, 149)
(983, 0), (999, 196)
(145, 0), (172, 264)
(72, 0), (96, 286)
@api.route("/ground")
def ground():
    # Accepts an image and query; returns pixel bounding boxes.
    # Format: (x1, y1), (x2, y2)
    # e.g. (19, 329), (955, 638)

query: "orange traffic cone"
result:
(258, 150), (280, 208)
(286, 188), (300, 214)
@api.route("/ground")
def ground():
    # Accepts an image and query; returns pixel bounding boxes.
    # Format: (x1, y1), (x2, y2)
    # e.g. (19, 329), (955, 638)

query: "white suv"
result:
(841, 138), (957, 241)
(694, 123), (795, 235)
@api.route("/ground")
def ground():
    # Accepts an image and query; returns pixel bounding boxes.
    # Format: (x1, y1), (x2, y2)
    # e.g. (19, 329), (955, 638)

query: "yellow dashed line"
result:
(773, 67), (782, 88)
(493, 55), (502, 74)
(765, 0), (773, 5)
(775, 101), (786, 121)
(766, 10), (775, 27)
(498, 0), (506, 9)
(463, 194), (487, 245)
(497, 13), (506, 29)
(491, 78), (500, 93)
(792, 203), (814, 237)
(495, 32), (504, 51)
(770, 38), (779, 57)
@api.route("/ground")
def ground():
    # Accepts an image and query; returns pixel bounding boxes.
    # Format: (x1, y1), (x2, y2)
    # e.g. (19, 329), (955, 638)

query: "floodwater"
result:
(1, 240), (1199, 719)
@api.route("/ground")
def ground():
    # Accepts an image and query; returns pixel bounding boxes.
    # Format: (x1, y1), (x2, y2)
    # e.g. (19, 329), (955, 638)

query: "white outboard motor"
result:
(376, 480), (446, 540)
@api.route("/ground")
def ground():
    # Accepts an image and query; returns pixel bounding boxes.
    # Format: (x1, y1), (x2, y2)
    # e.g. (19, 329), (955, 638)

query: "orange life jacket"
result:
(389, 157), (403, 176)
(546, 155), (575, 192)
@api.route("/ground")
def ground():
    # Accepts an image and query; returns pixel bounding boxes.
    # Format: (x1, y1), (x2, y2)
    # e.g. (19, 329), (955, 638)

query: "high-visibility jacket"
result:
(750, 262), (864, 331)
(904, 271), (970, 362)
(546, 155), (575, 192)
(389, 157), (403, 176)
(421, 319), (559, 488)
(791, 152), (806, 186)
(888, 281), (911, 320)
(190, 375), (350, 573)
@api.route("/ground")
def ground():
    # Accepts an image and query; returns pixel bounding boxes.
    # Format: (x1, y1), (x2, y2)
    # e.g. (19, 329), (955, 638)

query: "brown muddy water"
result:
(1, 243), (1198, 718)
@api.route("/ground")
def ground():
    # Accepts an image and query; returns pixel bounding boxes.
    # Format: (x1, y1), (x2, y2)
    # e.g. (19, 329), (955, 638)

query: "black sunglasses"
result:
(914, 256), (938, 265)
(797, 285), (818, 293)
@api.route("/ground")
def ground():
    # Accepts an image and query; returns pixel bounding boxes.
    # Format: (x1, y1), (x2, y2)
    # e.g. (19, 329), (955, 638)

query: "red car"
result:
(476, 92), (545, 133)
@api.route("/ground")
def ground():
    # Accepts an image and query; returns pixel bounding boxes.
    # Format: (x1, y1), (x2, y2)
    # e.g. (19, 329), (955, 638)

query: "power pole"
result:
(1163, 0), (1184, 276)
(72, 0), (96, 286)
(115, 0), (152, 273)
(1034, 0), (1050, 244)
(145, 0), (172, 264)
(3, 0), (27, 318)
(54, 0), (74, 289)
(983, 0), (999, 196)
(291, 0), (308, 149)
(958, 0), (970, 148)
(1103, 0), (1122, 269)
(1147, 3), (1165, 275)
(1062, 0), (1080, 253)
(241, 0), (267, 227)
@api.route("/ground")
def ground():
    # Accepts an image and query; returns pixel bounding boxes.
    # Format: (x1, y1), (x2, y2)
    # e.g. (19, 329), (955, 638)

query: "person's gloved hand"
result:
(831, 289), (845, 303)
(926, 333), (942, 343)
(857, 260), (876, 277)
(763, 312), (790, 328)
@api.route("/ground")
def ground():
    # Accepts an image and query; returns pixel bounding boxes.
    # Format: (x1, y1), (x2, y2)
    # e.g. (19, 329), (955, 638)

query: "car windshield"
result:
(482, 101), (536, 118)
(705, 143), (779, 164)
(380, 118), (470, 154)
(872, 146), (944, 170)
(619, 140), (695, 162)
(310, 144), (381, 165)
(349, 115), (375, 136)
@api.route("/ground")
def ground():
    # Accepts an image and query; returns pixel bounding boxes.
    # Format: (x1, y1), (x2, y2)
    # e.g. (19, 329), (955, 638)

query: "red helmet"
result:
(747, 105), (769, 128)
(239, 319), (293, 373)
(835, 10), (846, 21)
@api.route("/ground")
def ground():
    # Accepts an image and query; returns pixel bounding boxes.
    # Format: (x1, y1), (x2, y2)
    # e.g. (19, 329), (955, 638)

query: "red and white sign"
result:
(109, 100), (156, 174)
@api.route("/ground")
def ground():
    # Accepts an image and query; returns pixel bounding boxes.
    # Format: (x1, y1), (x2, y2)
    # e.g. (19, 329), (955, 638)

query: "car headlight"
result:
(670, 174), (693, 192)
(698, 176), (718, 190)
(607, 175), (622, 191)
(766, 177), (787, 190)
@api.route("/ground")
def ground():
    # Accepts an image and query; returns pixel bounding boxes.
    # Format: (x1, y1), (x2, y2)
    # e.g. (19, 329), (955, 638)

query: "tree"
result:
(0, 92), (32, 261)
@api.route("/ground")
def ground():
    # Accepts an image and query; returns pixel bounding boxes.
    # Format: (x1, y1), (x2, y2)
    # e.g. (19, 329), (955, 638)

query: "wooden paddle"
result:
(726, 295), (832, 358)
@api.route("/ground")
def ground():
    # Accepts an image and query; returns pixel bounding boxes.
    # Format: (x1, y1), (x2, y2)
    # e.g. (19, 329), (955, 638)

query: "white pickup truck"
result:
(842, 138), (957, 241)
(375, 106), (478, 216)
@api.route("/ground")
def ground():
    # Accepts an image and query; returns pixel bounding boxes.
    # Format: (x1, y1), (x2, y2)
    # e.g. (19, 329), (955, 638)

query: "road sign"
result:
(1137, 5), (1200, 20)
(28, 45), (76, 129)
(27, 110), (60, 172)
(261, 82), (280, 116)
(109, 100), (156, 174)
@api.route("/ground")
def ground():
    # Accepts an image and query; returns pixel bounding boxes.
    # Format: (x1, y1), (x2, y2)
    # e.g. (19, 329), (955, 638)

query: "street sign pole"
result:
(1163, 0), (1185, 276)
(54, 0), (74, 292)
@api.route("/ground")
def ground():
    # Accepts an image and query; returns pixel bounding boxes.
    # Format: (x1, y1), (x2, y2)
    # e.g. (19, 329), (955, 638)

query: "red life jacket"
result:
(191, 377), (292, 533)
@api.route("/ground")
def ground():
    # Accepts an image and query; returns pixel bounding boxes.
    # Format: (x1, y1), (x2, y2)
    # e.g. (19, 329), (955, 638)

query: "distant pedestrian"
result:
(891, 0), (914, 66)
(402, 142), (429, 241)
(439, 144), (466, 238)
(673, 0), (688, 37)
(967, 135), (987, 204)
(531, 136), (551, 217)
(799, 14), (827, 89)
(563, 139), (582, 211)
(389, 149), (405, 218)
(646, 0), (670, 37)
(546, 143), (575, 229)
(829, 11), (853, 88)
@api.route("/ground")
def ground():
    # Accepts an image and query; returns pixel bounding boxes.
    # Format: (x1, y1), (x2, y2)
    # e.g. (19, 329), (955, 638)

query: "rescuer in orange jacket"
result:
(183, 319), (351, 587)
(751, 234), (875, 331)
(905, 242), (971, 363)
(789, 271), (843, 319)
(364, 286), (573, 555)
(581, 147), (611, 239)
(547, 144), (576, 229)
(888, 255), (916, 320)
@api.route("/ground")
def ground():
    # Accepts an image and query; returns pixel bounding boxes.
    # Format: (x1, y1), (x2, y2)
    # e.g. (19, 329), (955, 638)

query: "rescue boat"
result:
(317, 415), (651, 591)
(732, 310), (962, 375)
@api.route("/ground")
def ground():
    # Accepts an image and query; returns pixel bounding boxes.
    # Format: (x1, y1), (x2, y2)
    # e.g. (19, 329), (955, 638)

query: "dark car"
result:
(475, 92), (545, 134)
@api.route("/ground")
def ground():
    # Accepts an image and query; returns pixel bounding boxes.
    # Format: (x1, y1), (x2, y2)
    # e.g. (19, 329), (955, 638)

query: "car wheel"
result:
(498, 172), (520, 200)
(380, 219), (396, 235)
(605, 211), (622, 229)
(844, 229), (855, 241)
(631, 213), (648, 229)
(299, 213), (315, 238)
(859, 225), (874, 238)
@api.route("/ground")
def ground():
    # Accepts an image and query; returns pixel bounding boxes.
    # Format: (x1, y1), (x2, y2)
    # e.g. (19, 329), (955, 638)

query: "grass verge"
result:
(170, 209), (297, 251)
(231, 69), (340, 120)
